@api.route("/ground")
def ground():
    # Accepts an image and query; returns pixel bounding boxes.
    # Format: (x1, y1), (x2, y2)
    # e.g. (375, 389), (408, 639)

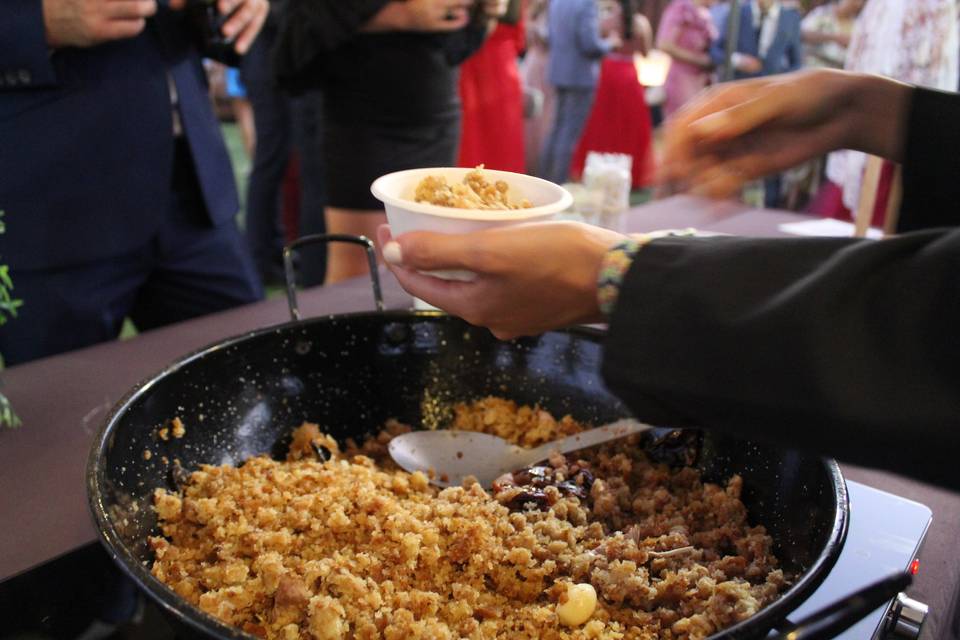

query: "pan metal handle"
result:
(770, 572), (912, 640)
(282, 234), (384, 321)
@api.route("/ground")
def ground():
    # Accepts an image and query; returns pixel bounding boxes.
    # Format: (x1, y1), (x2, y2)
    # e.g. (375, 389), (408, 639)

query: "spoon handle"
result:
(522, 419), (654, 466)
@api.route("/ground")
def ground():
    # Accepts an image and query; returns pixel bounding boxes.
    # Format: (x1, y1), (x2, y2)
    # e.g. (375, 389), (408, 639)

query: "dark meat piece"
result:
(493, 462), (596, 511)
(643, 428), (701, 467)
(503, 488), (552, 511)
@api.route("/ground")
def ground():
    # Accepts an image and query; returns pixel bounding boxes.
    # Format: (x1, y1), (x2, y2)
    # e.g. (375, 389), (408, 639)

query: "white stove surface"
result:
(767, 480), (932, 639)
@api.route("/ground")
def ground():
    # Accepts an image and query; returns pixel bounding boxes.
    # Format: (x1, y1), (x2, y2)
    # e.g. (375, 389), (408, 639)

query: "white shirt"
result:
(166, 72), (183, 137)
(751, 0), (781, 58)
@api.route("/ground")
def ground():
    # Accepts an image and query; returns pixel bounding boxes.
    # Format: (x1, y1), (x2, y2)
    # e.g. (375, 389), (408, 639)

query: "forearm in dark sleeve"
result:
(287, 0), (390, 48)
(0, 0), (58, 91)
(273, 0), (390, 88)
(897, 87), (960, 232)
(601, 232), (960, 490)
(443, 20), (490, 66)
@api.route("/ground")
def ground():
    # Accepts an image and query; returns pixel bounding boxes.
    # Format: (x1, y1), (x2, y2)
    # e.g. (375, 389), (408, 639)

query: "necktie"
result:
(150, 12), (240, 226)
(756, 8), (766, 52)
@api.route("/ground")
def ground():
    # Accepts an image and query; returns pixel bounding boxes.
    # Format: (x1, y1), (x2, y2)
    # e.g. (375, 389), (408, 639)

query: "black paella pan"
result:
(87, 236), (876, 640)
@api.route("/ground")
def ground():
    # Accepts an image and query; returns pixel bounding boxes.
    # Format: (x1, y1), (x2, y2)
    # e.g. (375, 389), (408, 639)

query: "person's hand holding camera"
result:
(43, 0), (266, 53)
(168, 0), (267, 54)
(43, 0), (157, 48)
(202, 0), (267, 54)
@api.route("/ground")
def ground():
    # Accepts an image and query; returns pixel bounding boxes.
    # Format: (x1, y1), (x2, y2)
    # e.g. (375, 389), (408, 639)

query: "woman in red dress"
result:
(569, 0), (655, 189)
(457, 0), (527, 173)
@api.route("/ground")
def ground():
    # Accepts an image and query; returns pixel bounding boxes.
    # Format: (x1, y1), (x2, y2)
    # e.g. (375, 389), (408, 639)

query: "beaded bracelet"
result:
(597, 229), (698, 317)
(597, 237), (643, 317)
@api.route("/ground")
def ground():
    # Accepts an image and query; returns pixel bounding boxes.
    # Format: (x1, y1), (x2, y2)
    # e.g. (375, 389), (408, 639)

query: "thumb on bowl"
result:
(376, 225), (401, 265)
(389, 232), (480, 272)
(383, 241), (403, 266)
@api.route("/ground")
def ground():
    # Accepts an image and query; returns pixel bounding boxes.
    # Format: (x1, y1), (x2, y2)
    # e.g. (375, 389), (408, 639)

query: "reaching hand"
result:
(660, 69), (911, 200)
(43, 0), (157, 48)
(378, 222), (625, 340)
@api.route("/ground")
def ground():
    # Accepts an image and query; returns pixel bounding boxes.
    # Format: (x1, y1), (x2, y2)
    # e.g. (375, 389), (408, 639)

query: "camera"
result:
(184, 0), (241, 65)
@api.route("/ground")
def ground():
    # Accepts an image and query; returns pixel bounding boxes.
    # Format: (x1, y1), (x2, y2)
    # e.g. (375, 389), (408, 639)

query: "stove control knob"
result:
(885, 592), (928, 639)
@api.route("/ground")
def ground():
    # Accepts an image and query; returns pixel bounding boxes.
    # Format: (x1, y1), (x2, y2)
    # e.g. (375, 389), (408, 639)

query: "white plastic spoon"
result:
(388, 418), (652, 488)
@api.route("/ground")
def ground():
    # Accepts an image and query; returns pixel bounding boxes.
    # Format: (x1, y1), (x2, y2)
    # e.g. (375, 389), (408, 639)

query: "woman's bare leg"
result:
(324, 207), (387, 284)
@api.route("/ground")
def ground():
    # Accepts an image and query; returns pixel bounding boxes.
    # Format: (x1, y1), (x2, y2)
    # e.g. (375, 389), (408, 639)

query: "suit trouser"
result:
(241, 31), (292, 282)
(241, 30), (328, 287)
(0, 139), (263, 367)
(289, 92), (328, 287)
(540, 86), (596, 184)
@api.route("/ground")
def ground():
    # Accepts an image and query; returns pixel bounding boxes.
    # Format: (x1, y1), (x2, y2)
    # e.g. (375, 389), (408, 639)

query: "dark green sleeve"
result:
(601, 232), (960, 490)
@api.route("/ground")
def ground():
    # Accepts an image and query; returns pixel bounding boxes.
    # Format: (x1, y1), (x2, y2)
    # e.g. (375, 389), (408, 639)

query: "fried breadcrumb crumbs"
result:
(150, 398), (785, 640)
(414, 166), (533, 210)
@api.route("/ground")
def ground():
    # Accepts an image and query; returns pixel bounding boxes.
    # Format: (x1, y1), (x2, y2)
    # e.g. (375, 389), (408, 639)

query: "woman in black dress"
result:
(276, 0), (506, 283)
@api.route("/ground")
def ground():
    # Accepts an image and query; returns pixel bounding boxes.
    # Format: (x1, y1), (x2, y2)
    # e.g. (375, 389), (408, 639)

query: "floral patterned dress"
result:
(826, 0), (959, 213)
(801, 4), (856, 70)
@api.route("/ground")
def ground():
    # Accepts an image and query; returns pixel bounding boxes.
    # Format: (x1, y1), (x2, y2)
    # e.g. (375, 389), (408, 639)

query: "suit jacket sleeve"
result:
(0, 0), (58, 90)
(601, 230), (960, 491)
(897, 87), (960, 232)
(785, 13), (802, 72)
(708, 8), (730, 67)
(575, 0), (612, 59)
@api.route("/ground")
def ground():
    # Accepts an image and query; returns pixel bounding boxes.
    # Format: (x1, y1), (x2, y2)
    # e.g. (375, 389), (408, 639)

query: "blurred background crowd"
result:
(211, 0), (958, 287)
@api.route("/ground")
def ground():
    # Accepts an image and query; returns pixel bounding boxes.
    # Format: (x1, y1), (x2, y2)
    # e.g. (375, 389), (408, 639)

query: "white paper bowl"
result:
(371, 167), (573, 231)
(371, 167), (573, 280)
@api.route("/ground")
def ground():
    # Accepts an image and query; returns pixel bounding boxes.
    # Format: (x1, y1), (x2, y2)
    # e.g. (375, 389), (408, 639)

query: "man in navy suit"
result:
(539, 0), (621, 184)
(0, 0), (267, 366)
(711, 0), (803, 80)
(711, 0), (802, 207)
(0, 1), (268, 634)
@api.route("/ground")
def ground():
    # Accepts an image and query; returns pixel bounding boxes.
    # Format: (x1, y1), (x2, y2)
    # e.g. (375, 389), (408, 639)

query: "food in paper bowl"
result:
(371, 166), (573, 280)
(414, 166), (533, 210)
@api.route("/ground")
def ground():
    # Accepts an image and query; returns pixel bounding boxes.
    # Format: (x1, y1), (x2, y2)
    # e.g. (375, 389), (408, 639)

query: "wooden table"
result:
(1, 196), (957, 638)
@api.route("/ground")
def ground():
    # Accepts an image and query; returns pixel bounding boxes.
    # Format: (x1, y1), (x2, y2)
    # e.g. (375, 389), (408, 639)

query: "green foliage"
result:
(0, 392), (20, 429)
(0, 210), (20, 429)
(0, 263), (22, 326)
